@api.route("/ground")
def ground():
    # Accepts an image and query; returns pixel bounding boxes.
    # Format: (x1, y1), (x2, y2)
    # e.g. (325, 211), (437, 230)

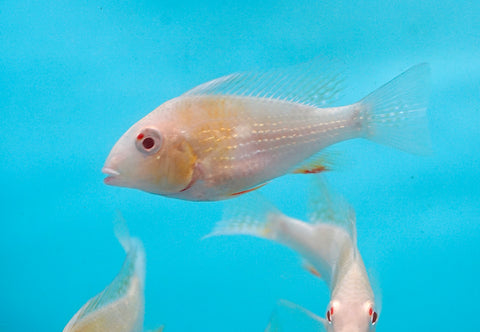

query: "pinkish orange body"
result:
(103, 63), (430, 201)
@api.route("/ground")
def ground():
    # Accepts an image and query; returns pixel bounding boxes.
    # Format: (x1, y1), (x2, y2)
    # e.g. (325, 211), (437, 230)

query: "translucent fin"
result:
(291, 148), (343, 174)
(204, 193), (282, 240)
(114, 211), (132, 252)
(64, 215), (146, 331)
(206, 191), (343, 285)
(146, 327), (165, 332)
(359, 63), (431, 155)
(303, 260), (322, 278)
(184, 59), (344, 108)
(307, 176), (357, 246)
(264, 300), (327, 332)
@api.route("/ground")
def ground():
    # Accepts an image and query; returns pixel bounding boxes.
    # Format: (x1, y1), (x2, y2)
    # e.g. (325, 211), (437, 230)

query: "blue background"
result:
(1, 1), (479, 331)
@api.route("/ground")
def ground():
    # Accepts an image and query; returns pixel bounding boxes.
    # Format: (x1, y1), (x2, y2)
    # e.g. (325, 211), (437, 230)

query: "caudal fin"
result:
(204, 193), (283, 241)
(63, 214), (146, 332)
(359, 63), (431, 155)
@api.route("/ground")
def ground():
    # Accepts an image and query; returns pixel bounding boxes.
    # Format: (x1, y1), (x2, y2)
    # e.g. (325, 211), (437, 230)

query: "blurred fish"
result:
(264, 300), (326, 332)
(103, 62), (430, 201)
(208, 178), (380, 332)
(63, 217), (163, 332)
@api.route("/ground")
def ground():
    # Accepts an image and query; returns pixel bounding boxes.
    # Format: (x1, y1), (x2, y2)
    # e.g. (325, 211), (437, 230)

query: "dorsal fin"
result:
(184, 59), (344, 108)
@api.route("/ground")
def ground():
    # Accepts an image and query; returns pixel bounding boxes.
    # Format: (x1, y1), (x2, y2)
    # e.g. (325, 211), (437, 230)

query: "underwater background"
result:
(1, 0), (479, 331)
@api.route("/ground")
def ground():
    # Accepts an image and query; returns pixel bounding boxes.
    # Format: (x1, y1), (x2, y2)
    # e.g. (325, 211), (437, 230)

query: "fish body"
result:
(64, 219), (146, 332)
(209, 179), (379, 331)
(104, 63), (430, 201)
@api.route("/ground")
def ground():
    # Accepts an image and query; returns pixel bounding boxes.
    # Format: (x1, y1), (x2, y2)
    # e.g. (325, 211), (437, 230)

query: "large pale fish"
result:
(63, 219), (163, 332)
(208, 178), (380, 332)
(103, 62), (430, 201)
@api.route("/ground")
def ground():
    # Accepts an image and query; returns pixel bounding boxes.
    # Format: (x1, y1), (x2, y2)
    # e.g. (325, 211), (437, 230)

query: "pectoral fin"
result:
(230, 182), (269, 196)
(265, 300), (327, 332)
(291, 149), (342, 174)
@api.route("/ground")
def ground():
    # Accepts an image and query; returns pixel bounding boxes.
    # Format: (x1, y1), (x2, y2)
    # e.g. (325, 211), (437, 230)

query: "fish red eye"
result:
(326, 306), (333, 323)
(369, 308), (378, 325)
(142, 137), (155, 149)
(135, 128), (162, 155)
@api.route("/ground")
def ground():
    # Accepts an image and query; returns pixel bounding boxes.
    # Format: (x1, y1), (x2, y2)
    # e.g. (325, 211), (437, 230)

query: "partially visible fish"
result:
(208, 178), (380, 332)
(103, 62), (431, 201)
(63, 218), (163, 332)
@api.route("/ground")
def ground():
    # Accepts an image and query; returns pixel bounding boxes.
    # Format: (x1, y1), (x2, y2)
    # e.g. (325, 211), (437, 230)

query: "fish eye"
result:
(135, 128), (162, 155)
(369, 307), (378, 325)
(326, 306), (334, 324)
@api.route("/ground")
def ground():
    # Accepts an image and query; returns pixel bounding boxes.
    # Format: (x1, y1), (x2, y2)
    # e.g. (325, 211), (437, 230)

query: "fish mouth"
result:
(102, 167), (121, 185)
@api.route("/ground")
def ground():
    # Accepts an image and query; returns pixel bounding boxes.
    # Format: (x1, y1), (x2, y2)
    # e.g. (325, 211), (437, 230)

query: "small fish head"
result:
(324, 300), (379, 332)
(103, 109), (197, 195)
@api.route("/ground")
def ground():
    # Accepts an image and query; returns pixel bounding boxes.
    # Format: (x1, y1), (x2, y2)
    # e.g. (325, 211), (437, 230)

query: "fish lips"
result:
(102, 167), (121, 185)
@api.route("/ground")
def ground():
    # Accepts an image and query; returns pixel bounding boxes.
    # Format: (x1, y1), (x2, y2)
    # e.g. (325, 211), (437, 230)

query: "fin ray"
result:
(205, 192), (281, 240)
(360, 63), (431, 155)
(265, 300), (327, 332)
(65, 215), (146, 329)
(307, 176), (357, 246)
(291, 148), (343, 174)
(184, 59), (344, 108)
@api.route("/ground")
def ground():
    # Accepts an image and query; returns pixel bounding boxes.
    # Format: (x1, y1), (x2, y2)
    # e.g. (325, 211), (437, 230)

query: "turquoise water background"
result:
(1, 1), (479, 331)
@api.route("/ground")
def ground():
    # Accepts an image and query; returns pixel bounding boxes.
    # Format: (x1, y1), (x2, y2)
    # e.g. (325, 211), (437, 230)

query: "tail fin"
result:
(64, 214), (146, 332)
(114, 212), (146, 289)
(264, 300), (327, 332)
(204, 193), (283, 241)
(359, 63), (431, 155)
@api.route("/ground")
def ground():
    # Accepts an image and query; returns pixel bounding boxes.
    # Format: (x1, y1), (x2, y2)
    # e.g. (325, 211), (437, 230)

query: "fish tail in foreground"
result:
(113, 212), (146, 292)
(63, 214), (146, 332)
(205, 193), (283, 241)
(358, 63), (432, 155)
(205, 192), (315, 249)
(264, 300), (327, 332)
(205, 183), (352, 283)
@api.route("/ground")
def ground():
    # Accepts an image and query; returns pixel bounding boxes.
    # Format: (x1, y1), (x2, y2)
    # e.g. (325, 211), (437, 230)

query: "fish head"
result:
(103, 107), (197, 195)
(324, 300), (379, 332)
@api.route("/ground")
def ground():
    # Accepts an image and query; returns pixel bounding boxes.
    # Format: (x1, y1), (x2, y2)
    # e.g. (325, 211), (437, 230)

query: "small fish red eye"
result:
(369, 307), (373, 316)
(135, 128), (162, 155)
(371, 311), (378, 325)
(142, 137), (155, 150)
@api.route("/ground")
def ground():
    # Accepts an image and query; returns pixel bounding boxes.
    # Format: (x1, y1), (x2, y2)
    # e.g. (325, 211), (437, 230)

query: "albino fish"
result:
(63, 218), (163, 332)
(208, 178), (380, 332)
(103, 62), (430, 201)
